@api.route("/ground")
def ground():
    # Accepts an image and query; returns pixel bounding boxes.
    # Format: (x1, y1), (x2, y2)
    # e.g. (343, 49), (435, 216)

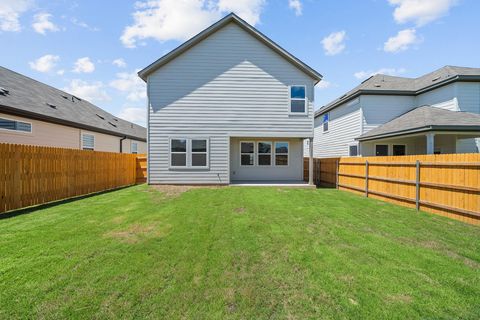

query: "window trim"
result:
(322, 112), (329, 133)
(240, 141), (255, 167)
(348, 143), (359, 157)
(257, 141), (272, 166)
(0, 116), (32, 134)
(131, 141), (138, 154)
(81, 133), (95, 151)
(374, 143), (389, 156)
(288, 85), (308, 115)
(392, 144), (407, 156)
(274, 141), (289, 166)
(169, 137), (209, 169)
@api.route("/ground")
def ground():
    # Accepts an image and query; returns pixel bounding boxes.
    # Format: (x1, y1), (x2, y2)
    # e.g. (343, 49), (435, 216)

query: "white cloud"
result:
(32, 12), (59, 34)
(112, 58), (127, 68)
(0, 0), (33, 32)
(70, 17), (99, 31)
(110, 71), (146, 101)
(63, 79), (111, 102)
(354, 68), (406, 80)
(73, 57), (95, 73)
(29, 54), (59, 73)
(120, 0), (265, 48)
(383, 28), (419, 53)
(388, 0), (457, 26)
(56, 69), (65, 75)
(117, 107), (147, 126)
(317, 80), (331, 89)
(288, 0), (302, 16)
(321, 31), (346, 56)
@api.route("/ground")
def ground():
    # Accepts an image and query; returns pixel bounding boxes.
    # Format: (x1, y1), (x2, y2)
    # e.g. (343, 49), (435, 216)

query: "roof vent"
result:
(0, 87), (9, 95)
(432, 76), (441, 82)
(108, 121), (117, 127)
(46, 103), (57, 109)
(96, 114), (105, 120)
(72, 95), (82, 102)
(61, 95), (69, 100)
(113, 118), (118, 121)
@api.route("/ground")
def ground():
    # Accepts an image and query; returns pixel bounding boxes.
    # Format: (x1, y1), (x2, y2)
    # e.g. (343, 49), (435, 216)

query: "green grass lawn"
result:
(1, 185), (479, 319)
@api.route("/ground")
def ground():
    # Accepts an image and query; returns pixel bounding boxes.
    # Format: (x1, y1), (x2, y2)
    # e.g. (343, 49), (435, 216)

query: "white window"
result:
(290, 85), (307, 114)
(170, 138), (209, 168)
(131, 142), (138, 154)
(240, 141), (254, 166)
(191, 139), (208, 167)
(0, 117), (31, 133)
(170, 138), (187, 167)
(275, 142), (289, 166)
(258, 142), (272, 166)
(81, 133), (95, 150)
(375, 144), (388, 156)
(349, 144), (358, 156)
(322, 113), (329, 132)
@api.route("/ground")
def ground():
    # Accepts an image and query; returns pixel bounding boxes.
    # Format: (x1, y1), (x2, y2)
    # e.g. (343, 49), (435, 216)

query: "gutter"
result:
(119, 136), (127, 153)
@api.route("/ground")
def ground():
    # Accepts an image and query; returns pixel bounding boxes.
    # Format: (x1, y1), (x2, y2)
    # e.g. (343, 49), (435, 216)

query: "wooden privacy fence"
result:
(136, 155), (147, 184)
(305, 154), (480, 225)
(0, 143), (142, 214)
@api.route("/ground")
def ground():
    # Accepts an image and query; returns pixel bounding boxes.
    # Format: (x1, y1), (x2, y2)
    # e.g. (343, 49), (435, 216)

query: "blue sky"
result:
(1, 0), (479, 127)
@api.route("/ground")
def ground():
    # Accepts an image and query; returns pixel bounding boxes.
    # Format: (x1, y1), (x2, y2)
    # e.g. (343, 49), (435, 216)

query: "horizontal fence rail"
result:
(0, 143), (142, 214)
(305, 154), (480, 225)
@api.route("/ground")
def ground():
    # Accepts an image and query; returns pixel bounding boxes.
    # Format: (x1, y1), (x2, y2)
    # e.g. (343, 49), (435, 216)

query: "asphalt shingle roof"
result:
(357, 106), (480, 141)
(316, 66), (480, 117)
(0, 66), (146, 141)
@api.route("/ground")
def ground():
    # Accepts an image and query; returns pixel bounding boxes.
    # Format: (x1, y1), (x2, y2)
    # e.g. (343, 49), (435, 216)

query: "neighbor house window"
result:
(375, 144), (388, 156)
(349, 144), (358, 156)
(81, 133), (95, 150)
(290, 85), (307, 113)
(258, 142), (272, 166)
(131, 142), (138, 154)
(191, 139), (207, 167)
(275, 142), (289, 166)
(392, 145), (406, 156)
(322, 113), (329, 132)
(170, 138), (208, 168)
(240, 141), (254, 166)
(0, 117), (31, 132)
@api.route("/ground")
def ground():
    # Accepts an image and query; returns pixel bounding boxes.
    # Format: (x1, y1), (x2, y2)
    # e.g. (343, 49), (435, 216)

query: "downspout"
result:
(120, 136), (127, 153)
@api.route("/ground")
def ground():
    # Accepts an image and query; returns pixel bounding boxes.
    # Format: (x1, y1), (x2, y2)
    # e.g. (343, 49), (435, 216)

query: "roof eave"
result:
(356, 125), (480, 141)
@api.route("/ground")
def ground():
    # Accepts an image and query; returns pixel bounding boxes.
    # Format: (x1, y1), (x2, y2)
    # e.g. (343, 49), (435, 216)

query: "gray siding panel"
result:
(147, 22), (315, 184)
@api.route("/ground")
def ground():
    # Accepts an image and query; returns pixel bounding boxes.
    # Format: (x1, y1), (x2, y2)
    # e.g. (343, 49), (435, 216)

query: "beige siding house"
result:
(0, 67), (146, 153)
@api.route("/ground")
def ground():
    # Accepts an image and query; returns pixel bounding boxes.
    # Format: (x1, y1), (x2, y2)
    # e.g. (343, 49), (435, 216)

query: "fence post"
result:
(365, 160), (369, 197)
(336, 159), (339, 189)
(415, 160), (420, 211)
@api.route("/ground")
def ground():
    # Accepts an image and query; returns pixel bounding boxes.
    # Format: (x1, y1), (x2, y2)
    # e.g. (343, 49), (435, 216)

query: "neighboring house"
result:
(0, 66), (146, 153)
(139, 13), (322, 185)
(311, 66), (480, 157)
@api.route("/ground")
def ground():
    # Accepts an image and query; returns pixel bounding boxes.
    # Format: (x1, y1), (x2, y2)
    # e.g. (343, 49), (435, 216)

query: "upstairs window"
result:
(323, 113), (329, 132)
(131, 142), (138, 154)
(290, 86), (307, 113)
(0, 117), (31, 133)
(258, 142), (272, 166)
(240, 142), (254, 166)
(82, 134), (95, 150)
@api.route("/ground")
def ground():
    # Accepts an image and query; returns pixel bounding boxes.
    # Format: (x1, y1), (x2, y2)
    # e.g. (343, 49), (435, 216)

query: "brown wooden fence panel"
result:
(305, 154), (480, 225)
(136, 155), (147, 184)
(0, 143), (140, 214)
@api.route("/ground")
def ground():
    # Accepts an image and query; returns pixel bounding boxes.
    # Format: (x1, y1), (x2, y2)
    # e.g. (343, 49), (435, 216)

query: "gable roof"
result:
(356, 106), (480, 141)
(316, 66), (480, 118)
(0, 66), (146, 141)
(138, 13), (322, 83)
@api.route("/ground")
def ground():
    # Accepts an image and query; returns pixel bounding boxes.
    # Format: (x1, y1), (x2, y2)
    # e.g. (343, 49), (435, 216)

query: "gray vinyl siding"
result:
(313, 99), (361, 158)
(416, 83), (458, 111)
(456, 82), (480, 113)
(361, 95), (416, 133)
(147, 22), (315, 184)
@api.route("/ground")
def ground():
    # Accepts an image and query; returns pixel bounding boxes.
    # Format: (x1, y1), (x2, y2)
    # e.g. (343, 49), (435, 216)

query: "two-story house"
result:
(139, 13), (322, 185)
(312, 66), (480, 157)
